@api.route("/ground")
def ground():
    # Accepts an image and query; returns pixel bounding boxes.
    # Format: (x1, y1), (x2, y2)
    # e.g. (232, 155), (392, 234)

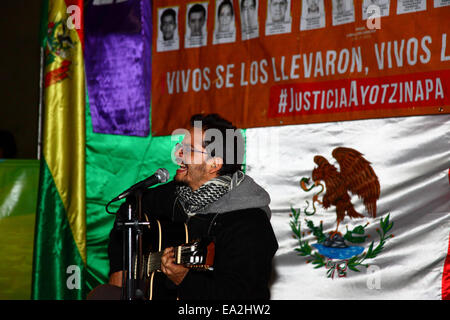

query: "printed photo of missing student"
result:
(157, 6), (180, 52)
(185, 2), (208, 48)
(265, 0), (292, 36)
(213, 0), (236, 45)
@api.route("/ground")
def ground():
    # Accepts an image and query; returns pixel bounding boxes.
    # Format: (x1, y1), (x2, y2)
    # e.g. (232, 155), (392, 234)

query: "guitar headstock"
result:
(175, 240), (215, 271)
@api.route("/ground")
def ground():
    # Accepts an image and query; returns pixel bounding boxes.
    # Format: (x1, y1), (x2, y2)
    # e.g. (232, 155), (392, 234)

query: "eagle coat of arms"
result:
(291, 147), (394, 278)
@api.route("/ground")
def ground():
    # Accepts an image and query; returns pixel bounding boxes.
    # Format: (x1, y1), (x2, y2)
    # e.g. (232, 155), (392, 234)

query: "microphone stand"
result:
(106, 168), (169, 300)
(116, 190), (149, 300)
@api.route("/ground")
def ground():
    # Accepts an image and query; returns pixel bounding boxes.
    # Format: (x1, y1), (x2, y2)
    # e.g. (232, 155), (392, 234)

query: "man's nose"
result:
(174, 146), (183, 160)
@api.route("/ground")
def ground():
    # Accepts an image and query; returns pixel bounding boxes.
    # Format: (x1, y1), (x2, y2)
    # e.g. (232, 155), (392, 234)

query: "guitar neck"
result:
(144, 241), (214, 276)
(145, 250), (164, 275)
(144, 245), (183, 275)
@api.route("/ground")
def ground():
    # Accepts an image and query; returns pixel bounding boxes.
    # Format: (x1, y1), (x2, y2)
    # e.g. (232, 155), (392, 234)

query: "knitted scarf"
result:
(176, 171), (244, 215)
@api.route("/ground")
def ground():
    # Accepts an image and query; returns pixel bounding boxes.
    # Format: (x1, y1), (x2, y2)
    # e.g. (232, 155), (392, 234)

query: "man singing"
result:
(107, 114), (278, 299)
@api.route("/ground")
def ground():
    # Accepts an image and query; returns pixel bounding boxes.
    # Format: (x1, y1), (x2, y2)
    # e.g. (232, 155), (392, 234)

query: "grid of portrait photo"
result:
(156, 0), (449, 52)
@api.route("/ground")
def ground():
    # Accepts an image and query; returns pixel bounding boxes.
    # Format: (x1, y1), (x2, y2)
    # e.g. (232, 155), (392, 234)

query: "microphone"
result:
(110, 168), (170, 202)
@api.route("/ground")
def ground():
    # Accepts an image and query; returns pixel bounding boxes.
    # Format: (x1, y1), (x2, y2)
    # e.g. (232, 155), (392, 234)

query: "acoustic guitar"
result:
(87, 218), (215, 300)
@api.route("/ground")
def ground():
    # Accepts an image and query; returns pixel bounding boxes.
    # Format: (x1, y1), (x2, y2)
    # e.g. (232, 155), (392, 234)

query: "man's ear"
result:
(208, 157), (223, 174)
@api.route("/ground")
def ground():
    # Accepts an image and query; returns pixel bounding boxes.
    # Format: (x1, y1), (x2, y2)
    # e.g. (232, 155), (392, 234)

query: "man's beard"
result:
(175, 162), (208, 190)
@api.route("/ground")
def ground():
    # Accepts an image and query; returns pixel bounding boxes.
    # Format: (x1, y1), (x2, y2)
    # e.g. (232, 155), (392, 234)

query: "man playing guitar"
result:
(106, 114), (278, 300)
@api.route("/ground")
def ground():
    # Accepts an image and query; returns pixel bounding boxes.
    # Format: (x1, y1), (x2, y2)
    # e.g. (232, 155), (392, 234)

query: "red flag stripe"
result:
(442, 232), (450, 300)
(64, 0), (84, 48)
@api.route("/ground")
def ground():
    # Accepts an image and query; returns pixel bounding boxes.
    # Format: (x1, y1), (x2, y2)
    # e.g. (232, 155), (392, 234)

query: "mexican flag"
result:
(245, 115), (450, 299)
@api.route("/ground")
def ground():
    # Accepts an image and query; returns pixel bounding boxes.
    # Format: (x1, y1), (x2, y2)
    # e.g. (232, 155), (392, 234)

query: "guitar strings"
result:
(143, 244), (206, 275)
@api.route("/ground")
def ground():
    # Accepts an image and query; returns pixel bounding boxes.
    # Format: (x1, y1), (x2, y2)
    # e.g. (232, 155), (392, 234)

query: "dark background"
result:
(0, 1), (43, 159)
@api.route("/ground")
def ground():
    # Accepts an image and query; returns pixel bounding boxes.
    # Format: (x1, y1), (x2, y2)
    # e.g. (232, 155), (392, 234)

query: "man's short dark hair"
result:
(188, 3), (206, 19)
(190, 113), (244, 176)
(161, 8), (176, 25)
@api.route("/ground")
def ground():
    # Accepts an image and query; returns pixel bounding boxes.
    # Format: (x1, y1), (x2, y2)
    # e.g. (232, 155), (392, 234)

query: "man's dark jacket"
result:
(108, 175), (278, 300)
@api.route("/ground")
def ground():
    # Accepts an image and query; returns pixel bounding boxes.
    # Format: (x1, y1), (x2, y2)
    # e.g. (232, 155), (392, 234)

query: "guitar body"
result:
(87, 218), (189, 300)
(143, 218), (189, 300)
(88, 218), (214, 300)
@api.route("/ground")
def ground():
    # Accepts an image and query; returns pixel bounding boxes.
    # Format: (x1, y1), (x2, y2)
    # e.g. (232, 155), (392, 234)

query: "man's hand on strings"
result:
(161, 247), (189, 285)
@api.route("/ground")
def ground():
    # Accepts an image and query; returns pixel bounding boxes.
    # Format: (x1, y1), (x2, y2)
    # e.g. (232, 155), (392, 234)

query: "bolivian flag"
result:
(32, 0), (86, 299)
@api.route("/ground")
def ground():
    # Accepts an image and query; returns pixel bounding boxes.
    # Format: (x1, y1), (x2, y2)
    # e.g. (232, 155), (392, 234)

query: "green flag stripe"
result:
(31, 159), (86, 300)
(39, 0), (49, 48)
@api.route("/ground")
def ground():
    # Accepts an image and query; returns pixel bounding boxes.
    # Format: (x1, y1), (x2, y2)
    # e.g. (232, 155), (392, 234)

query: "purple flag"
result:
(85, 0), (151, 137)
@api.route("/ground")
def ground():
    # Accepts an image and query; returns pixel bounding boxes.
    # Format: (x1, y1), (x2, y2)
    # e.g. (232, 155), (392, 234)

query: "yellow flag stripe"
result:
(43, 0), (86, 264)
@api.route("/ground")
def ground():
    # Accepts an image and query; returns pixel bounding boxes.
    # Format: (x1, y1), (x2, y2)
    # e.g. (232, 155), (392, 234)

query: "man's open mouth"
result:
(177, 163), (188, 172)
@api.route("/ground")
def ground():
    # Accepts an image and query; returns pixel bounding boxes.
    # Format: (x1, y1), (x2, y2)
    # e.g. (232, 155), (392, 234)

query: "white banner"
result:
(246, 114), (450, 299)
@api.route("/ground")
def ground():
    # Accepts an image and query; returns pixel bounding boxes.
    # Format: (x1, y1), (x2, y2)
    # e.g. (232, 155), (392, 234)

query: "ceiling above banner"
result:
(151, 0), (450, 136)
